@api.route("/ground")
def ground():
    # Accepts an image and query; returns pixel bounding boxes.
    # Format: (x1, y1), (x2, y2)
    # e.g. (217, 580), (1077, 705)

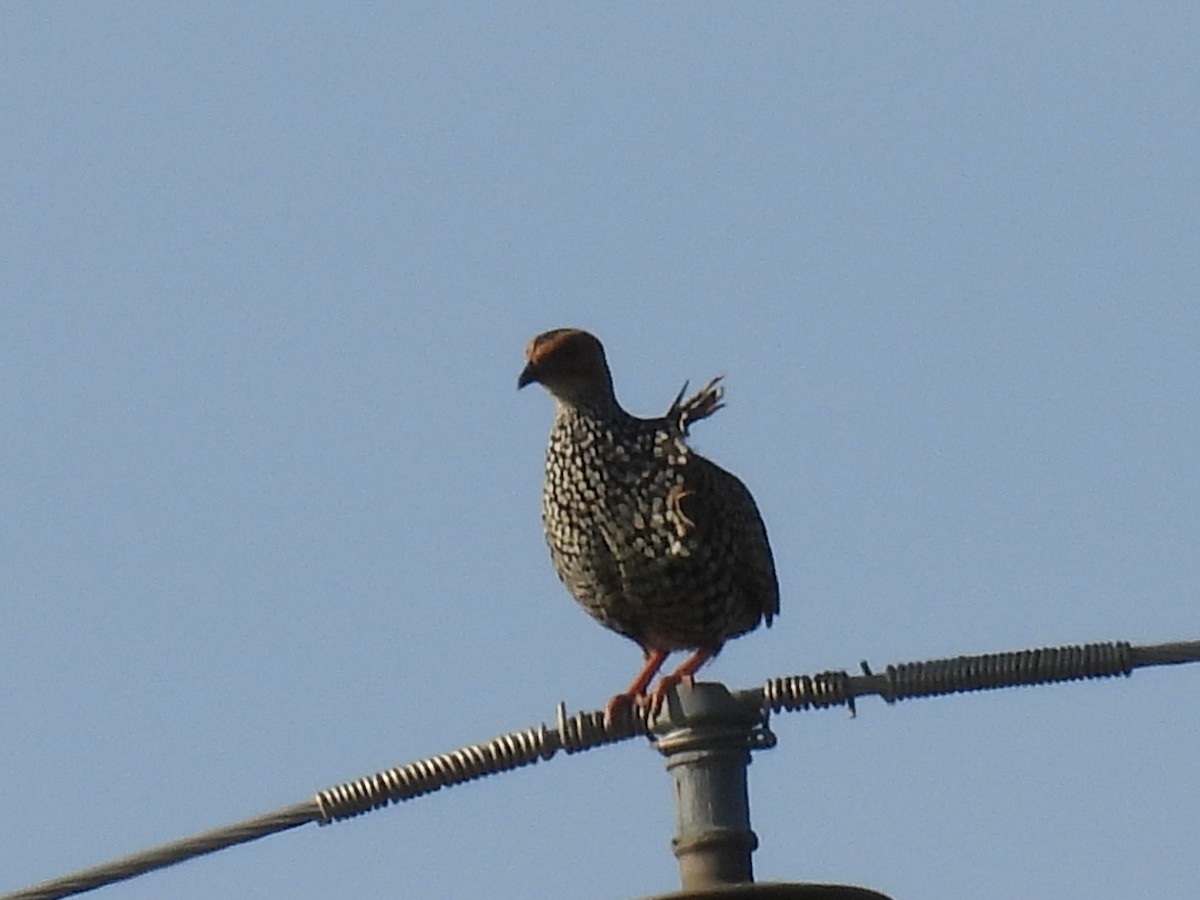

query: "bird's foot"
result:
(604, 690), (644, 729)
(605, 648), (671, 728)
(604, 666), (708, 728)
(605, 686), (681, 728)
(647, 672), (697, 718)
(644, 647), (717, 717)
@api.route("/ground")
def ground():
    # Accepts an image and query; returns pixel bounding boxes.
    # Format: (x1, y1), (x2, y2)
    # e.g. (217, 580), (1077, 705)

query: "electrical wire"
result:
(4, 637), (1197, 900)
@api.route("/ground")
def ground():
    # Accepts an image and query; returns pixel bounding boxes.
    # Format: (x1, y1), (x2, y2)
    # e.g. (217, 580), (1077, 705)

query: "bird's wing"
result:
(682, 455), (780, 626)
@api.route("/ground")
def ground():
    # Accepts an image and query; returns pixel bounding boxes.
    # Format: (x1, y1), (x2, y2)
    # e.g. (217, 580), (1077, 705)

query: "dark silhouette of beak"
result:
(517, 362), (538, 390)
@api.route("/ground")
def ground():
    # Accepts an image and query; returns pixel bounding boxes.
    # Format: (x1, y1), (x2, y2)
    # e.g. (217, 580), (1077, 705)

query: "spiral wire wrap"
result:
(873, 640), (1133, 702)
(760, 670), (857, 715)
(4, 637), (1197, 900)
(315, 704), (647, 822)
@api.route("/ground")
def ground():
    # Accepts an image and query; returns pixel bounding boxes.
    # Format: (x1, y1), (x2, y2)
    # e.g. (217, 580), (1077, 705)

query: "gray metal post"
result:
(650, 681), (773, 890)
(645, 683), (895, 900)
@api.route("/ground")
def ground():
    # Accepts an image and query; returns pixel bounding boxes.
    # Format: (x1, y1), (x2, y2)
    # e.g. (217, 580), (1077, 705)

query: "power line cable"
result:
(4, 637), (1197, 900)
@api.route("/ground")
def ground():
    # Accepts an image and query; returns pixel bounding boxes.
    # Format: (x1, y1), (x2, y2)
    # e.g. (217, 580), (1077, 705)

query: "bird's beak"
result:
(517, 362), (538, 390)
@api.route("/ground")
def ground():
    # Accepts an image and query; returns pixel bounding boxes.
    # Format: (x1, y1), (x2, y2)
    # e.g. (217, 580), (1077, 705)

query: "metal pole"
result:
(651, 682), (773, 890)
(646, 682), (895, 900)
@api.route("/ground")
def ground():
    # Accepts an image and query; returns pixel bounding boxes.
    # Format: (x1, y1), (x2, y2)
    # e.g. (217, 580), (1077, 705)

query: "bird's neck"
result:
(554, 393), (624, 423)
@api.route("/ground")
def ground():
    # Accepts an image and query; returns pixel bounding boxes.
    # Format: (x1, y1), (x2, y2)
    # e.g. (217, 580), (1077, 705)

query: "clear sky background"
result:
(3, 5), (1197, 899)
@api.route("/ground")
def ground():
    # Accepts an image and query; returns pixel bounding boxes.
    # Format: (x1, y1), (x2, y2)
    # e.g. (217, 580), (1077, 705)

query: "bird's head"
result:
(518, 328), (615, 407)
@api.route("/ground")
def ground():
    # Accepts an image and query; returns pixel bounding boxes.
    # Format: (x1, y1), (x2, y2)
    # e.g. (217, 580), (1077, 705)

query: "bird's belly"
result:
(540, 450), (770, 652)
(551, 535), (758, 650)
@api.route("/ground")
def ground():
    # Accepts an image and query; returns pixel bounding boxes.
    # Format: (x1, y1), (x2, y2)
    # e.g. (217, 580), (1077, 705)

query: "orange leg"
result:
(647, 646), (717, 716)
(605, 649), (669, 726)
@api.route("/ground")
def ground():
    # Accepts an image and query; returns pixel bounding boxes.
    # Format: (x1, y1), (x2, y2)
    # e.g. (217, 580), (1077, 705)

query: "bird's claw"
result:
(604, 674), (698, 729)
(647, 672), (696, 717)
(604, 691), (641, 729)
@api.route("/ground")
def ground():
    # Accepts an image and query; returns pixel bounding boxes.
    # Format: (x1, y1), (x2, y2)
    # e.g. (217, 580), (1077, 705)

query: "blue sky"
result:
(2, 4), (1197, 899)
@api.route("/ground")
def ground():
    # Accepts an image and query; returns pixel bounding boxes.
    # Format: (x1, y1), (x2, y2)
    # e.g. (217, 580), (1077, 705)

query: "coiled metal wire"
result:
(315, 704), (647, 822)
(759, 670), (857, 714)
(871, 640), (1132, 702)
(5, 637), (1195, 900)
(753, 640), (1135, 715)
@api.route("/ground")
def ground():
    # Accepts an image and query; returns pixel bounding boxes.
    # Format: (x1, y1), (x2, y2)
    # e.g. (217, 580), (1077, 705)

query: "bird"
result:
(518, 328), (779, 724)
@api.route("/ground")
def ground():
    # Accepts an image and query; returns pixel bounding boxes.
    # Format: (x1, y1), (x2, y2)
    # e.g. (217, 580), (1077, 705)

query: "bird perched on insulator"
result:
(518, 328), (779, 724)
